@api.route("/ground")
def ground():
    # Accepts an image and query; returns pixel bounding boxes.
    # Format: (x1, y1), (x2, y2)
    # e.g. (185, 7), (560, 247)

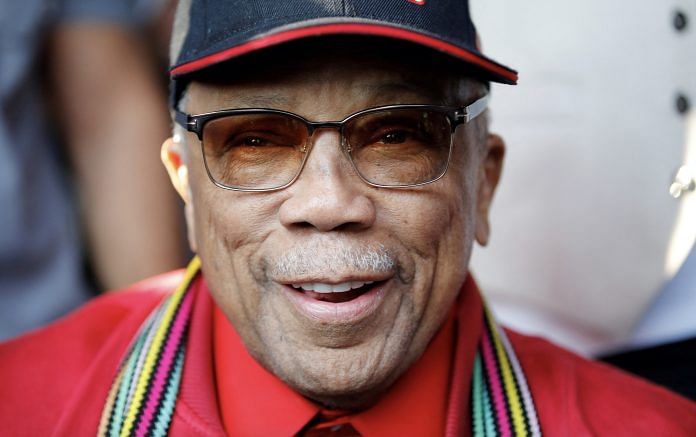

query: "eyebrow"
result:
(365, 81), (446, 104)
(223, 94), (291, 108)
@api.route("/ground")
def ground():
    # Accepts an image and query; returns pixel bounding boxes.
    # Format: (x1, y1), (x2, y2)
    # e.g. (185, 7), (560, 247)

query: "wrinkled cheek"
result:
(192, 204), (230, 271)
(425, 188), (477, 305)
(194, 193), (247, 252)
(443, 199), (476, 273)
(411, 194), (468, 258)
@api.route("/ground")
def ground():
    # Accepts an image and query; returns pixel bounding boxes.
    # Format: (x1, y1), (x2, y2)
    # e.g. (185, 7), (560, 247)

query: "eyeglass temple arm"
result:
(175, 109), (201, 132)
(458, 94), (489, 123)
(174, 110), (188, 127)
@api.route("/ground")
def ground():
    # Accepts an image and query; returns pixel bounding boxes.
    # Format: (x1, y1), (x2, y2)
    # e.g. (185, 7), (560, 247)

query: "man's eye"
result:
(226, 133), (276, 149)
(379, 130), (409, 144)
(217, 135), (272, 155)
(242, 136), (267, 147)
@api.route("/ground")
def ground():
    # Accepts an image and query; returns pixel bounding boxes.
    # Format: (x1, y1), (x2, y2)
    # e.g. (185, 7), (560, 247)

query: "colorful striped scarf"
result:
(471, 307), (542, 436)
(99, 258), (541, 436)
(98, 257), (200, 437)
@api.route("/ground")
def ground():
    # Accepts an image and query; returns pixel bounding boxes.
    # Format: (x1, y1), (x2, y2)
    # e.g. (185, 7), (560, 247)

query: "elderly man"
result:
(2, 0), (696, 435)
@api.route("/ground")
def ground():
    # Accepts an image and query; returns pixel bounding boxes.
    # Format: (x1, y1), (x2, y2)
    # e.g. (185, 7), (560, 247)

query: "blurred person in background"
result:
(0, 0), (184, 341)
(470, 1), (696, 399)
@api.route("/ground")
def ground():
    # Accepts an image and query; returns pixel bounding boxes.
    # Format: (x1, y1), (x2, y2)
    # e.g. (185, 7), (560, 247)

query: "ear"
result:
(161, 136), (191, 202)
(161, 136), (198, 252)
(475, 133), (505, 246)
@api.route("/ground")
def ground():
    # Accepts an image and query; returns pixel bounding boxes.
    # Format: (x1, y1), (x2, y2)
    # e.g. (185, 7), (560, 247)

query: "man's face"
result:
(166, 50), (502, 409)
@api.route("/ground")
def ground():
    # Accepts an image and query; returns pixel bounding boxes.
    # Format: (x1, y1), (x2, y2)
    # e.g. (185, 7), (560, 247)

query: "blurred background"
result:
(471, 0), (695, 399)
(0, 0), (185, 341)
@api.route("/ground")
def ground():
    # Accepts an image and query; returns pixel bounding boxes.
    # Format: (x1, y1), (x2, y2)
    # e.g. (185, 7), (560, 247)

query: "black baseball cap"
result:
(170, 0), (517, 105)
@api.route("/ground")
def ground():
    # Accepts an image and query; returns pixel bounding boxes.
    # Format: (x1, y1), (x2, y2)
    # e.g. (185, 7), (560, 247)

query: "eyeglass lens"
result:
(203, 113), (309, 190)
(344, 108), (452, 186)
(201, 108), (453, 190)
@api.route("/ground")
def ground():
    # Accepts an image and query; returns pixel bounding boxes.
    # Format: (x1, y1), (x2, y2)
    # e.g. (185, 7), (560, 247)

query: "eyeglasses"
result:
(174, 94), (488, 192)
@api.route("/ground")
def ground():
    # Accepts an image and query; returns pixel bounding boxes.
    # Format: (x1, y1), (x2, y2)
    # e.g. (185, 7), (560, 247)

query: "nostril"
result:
(293, 221), (315, 230)
(279, 191), (377, 232)
(287, 218), (370, 233)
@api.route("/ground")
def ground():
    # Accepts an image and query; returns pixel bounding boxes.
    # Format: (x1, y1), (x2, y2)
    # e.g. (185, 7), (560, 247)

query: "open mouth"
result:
(281, 278), (390, 323)
(289, 280), (382, 304)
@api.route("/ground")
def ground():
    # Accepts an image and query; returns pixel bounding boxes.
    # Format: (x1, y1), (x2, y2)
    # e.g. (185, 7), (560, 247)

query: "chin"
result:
(264, 336), (420, 411)
(291, 371), (400, 411)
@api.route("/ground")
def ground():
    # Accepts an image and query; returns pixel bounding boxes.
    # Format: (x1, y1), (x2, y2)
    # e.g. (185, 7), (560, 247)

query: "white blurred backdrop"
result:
(470, 0), (696, 356)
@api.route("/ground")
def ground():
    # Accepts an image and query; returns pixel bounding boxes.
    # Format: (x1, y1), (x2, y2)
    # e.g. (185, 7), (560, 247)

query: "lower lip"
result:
(281, 282), (388, 324)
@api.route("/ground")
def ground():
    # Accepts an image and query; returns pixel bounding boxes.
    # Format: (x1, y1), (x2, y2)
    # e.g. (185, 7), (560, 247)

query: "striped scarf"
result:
(471, 307), (542, 436)
(99, 258), (541, 436)
(98, 257), (200, 437)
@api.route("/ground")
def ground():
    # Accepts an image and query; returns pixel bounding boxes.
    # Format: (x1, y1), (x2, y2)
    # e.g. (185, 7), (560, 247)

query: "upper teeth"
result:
(291, 281), (374, 293)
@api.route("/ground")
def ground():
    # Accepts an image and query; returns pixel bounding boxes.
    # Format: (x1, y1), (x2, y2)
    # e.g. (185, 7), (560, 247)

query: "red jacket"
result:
(2, 271), (695, 436)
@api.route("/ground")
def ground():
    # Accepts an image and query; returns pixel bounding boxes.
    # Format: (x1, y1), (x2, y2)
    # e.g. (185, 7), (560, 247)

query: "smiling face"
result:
(163, 44), (504, 409)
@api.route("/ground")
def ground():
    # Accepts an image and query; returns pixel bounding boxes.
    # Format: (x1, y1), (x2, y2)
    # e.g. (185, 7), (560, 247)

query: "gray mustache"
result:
(269, 243), (396, 278)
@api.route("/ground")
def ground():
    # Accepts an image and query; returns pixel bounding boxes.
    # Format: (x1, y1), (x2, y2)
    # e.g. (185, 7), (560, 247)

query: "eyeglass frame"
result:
(174, 94), (489, 192)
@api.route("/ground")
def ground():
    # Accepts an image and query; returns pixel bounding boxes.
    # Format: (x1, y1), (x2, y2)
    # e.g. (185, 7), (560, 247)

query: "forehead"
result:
(184, 38), (471, 114)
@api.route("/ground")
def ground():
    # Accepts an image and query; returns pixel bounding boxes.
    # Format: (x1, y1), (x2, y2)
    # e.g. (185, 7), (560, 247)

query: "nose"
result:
(278, 130), (376, 232)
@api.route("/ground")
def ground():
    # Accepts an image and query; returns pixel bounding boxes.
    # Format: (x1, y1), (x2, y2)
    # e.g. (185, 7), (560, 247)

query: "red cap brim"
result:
(170, 23), (518, 85)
